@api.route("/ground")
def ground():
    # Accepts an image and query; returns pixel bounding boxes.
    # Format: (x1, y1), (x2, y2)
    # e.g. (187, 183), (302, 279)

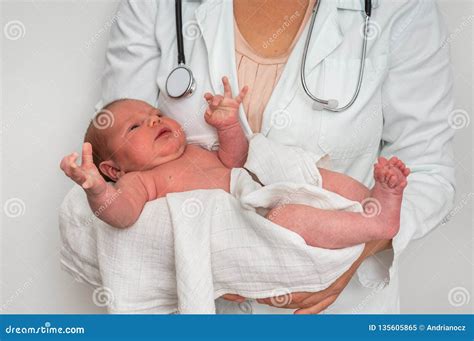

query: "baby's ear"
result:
(99, 160), (124, 182)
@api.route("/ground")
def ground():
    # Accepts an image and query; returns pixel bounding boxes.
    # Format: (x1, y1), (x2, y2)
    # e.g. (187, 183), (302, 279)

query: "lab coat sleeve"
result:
(356, 0), (456, 289)
(97, 0), (160, 110)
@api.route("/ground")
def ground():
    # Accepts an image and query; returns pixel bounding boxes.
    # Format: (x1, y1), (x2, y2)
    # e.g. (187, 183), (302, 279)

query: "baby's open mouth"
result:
(155, 127), (172, 140)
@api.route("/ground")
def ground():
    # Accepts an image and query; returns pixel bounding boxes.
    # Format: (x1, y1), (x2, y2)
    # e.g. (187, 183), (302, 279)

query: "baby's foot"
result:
(388, 156), (411, 180)
(374, 157), (409, 195)
(366, 157), (410, 239)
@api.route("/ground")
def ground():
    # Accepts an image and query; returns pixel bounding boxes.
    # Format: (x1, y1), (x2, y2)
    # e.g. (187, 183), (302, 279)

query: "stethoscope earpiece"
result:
(312, 99), (339, 111)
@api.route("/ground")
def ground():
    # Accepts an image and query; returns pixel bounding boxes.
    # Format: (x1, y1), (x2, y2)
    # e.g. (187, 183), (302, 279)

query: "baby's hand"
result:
(60, 142), (107, 196)
(204, 76), (248, 130)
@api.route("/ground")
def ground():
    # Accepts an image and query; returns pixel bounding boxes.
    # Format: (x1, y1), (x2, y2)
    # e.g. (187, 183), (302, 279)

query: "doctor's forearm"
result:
(363, 239), (393, 258)
(344, 239), (392, 277)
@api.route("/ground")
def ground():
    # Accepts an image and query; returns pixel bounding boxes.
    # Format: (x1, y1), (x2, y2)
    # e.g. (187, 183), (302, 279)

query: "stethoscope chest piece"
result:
(166, 64), (196, 99)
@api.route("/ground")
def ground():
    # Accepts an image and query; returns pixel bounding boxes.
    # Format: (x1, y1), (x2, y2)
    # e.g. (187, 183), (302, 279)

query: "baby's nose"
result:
(148, 115), (162, 127)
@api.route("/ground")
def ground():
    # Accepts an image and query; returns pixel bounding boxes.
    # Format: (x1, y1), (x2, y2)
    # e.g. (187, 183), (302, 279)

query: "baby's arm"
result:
(60, 143), (152, 228)
(204, 77), (249, 168)
(87, 173), (151, 228)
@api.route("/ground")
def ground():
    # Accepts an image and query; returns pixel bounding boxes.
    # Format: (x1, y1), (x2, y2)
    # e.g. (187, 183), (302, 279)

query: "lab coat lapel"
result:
(261, 1), (343, 135)
(304, 1), (344, 76)
(195, 0), (252, 134)
(195, 0), (230, 95)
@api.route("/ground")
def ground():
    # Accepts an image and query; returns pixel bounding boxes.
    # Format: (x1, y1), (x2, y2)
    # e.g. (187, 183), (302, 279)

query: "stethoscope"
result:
(303, 0), (373, 111)
(165, 0), (197, 99)
(166, 0), (373, 113)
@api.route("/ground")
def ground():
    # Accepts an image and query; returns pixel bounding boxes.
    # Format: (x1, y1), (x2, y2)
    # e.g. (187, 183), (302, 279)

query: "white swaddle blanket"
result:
(59, 134), (364, 314)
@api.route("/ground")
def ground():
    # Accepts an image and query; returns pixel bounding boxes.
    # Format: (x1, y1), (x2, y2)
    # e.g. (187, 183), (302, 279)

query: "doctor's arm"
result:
(100, 0), (160, 108)
(255, 1), (455, 313)
(360, 0), (456, 289)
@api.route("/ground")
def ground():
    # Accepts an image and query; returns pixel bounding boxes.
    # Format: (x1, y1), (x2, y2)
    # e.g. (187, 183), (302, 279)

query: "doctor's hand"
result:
(256, 239), (393, 314)
(221, 294), (246, 303)
(60, 142), (107, 196)
(204, 76), (248, 130)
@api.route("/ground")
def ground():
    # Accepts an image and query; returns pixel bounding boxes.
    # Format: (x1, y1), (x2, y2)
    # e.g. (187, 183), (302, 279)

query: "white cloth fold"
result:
(59, 134), (364, 313)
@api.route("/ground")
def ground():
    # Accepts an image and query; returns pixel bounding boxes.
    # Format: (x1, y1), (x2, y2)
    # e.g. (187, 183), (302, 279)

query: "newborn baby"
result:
(60, 77), (410, 249)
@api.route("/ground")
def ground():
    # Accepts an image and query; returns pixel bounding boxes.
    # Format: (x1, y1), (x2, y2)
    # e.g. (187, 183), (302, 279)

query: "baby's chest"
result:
(154, 158), (231, 197)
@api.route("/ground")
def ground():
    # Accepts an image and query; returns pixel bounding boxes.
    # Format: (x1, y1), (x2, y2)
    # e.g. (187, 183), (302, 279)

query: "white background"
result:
(1, 0), (472, 314)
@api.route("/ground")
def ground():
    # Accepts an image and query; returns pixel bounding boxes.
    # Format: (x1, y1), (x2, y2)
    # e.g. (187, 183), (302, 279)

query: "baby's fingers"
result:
(81, 142), (94, 166)
(70, 166), (88, 184)
(81, 176), (95, 189)
(81, 168), (105, 190)
(211, 95), (223, 108)
(235, 85), (249, 105)
(60, 152), (79, 173)
(222, 76), (232, 98)
(59, 155), (69, 172)
(204, 92), (213, 103)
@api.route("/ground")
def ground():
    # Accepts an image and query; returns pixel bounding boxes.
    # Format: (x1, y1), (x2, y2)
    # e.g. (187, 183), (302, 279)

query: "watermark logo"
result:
(93, 109), (115, 130)
(92, 286), (114, 307)
(262, 11), (301, 49)
(269, 288), (292, 307)
(4, 20), (26, 41)
(360, 20), (380, 41)
(448, 286), (470, 307)
(441, 14), (473, 49)
(238, 300), (253, 314)
(3, 198), (26, 218)
(183, 20), (201, 40)
(270, 109), (292, 130)
(440, 192), (473, 226)
(361, 197), (382, 218)
(448, 109), (470, 130)
(84, 11), (121, 49)
(181, 198), (204, 218)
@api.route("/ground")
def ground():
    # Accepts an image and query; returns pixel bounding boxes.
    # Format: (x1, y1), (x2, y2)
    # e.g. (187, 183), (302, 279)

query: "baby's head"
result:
(85, 99), (186, 182)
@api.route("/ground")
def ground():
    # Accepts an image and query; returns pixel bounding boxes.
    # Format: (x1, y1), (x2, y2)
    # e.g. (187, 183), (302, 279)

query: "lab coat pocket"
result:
(317, 55), (387, 160)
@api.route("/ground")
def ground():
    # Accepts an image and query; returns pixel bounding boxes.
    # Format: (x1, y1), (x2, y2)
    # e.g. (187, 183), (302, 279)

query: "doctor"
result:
(99, 0), (455, 314)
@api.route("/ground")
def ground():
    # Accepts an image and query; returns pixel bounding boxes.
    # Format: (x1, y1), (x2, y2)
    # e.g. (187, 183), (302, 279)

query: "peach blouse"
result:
(234, 1), (315, 133)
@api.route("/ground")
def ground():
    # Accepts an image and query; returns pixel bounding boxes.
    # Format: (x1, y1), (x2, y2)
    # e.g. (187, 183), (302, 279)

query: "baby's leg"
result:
(266, 204), (388, 249)
(319, 168), (370, 202)
(266, 157), (410, 249)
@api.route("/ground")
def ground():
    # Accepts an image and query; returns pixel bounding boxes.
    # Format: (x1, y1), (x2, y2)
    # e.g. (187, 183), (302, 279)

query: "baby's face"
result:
(103, 99), (186, 173)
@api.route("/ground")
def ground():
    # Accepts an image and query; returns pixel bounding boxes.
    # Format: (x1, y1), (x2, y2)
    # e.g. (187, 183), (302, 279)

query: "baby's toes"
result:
(374, 164), (385, 183)
(392, 175), (408, 193)
(389, 166), (408, 190)
(388, 156), (399, 166)
(403, 167), (411, 177)
(388, 172), (399, 188)
(374, 158), (388, 174)
(398, 179), (408, 191)
(395, 159), (404, 170)
(377, 157), (388, 167)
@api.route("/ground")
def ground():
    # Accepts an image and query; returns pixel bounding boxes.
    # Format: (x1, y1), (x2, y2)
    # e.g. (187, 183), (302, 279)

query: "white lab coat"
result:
(99, 0), (455, 313)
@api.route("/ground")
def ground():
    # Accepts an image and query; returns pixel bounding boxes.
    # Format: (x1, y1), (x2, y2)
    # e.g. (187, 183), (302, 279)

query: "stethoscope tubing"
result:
(300, 0), (371, 112)
(175, 0), (186, 65)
